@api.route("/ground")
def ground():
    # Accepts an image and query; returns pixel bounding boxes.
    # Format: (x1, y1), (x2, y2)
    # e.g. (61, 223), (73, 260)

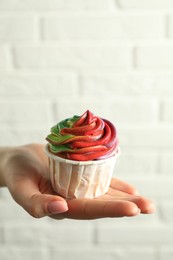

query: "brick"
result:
(121, 176), (173, 199)
(0, 246), (49, 260)
(136, 45), (173, 69)
(51, 248), (117, 260)
(42, 14), (164, 41)
(160, 201), (173, 222)
(162, 99), (173, 121)
(0, 100), (53, 126)
(0, 16), (34, 42)
(42, 221), (93, 246)
(0, 186), (12, 200)
(0, 127), (46, 146)
(0, 227), (3, 244)
(97, 224), (173, 245)
(13, 45), (131, 69)
(55, 97), (159, 124)
(123, 248), (156, 260)
(159, 247), (173, 260)
(109, 98), (159, 123)
(168, 15), (173, 37)
(160, 153), (173, 173)
(116, 247), (156, 260)
(119, 125), (173, 148)
(0, 46), (8, 69)
(0, 73), (78, 96)
(55, 98), (111, 122)
(3, 224), (44, 246)
(4, 222), (93, 245)
(0, 202), (33, 222)
(116, 151), (158, 174)
(51, 247), (156, 260)
(0, 0), (115, 11)
(117, 0), (173, 9)
(81, 71), (173, 96)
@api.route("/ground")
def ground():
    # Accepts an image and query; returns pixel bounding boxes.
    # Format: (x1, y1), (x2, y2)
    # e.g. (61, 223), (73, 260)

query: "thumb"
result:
(26, 193), (68, 218)
(7, 178), (69, 218)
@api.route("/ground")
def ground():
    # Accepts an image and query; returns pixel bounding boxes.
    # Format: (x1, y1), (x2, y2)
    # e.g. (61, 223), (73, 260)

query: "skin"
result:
(0, 143), (155, 219)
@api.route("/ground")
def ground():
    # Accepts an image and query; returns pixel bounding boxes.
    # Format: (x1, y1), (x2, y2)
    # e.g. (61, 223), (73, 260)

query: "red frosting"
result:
(46, 110), (119, 161)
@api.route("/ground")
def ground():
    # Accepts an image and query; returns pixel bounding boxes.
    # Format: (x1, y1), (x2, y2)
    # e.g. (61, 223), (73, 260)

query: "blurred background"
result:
(0, 0), (173, 259)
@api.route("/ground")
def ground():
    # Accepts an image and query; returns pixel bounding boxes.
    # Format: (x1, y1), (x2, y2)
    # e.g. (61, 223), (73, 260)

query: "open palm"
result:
(4, 144), (155, 219)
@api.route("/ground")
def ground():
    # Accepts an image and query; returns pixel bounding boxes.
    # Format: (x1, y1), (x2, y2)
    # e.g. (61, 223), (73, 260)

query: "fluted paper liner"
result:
(45, 144), (120, 199)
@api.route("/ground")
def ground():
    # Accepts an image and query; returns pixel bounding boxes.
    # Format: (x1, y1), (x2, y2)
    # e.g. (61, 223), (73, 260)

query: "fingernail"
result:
(48, 201), (68, 214)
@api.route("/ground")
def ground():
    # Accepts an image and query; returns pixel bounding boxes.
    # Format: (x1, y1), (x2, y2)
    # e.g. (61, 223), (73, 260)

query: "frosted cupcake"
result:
(45, 110), (120, 199)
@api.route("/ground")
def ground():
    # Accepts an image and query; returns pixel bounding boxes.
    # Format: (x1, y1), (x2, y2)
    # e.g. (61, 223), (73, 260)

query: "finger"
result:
(55, 199), (141, 220)
(106, 187), (132, 197)
(10, 179), (68, 218)
(104, 193), (155, 214)
(29, 193), (68, 218)
(110, 178), (140, 195)
(126, 196), (156, 214)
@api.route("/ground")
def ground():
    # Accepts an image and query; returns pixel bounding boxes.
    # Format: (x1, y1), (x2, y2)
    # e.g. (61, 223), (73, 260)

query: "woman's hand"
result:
(0, 143), (155, 219)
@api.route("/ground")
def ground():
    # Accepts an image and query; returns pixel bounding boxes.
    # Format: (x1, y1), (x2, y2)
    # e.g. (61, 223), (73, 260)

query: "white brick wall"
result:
(13, 45), (132, 69)
(42, 14), (164, 41)
(0, 0), (116, 11)
(0, 16), (35, 42)
(0, 0), (173, 259)
(117, 0), (173, 9)
(136, 44), (173, 69)
(0, 46), (9, 69)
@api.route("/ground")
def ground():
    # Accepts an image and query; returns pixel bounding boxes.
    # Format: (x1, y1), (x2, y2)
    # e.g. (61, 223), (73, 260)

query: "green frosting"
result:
(46, 115), (80, 153)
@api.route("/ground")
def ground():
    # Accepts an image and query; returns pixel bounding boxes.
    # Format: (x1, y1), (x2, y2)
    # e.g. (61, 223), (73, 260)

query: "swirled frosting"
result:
(46, 110), (119, 161)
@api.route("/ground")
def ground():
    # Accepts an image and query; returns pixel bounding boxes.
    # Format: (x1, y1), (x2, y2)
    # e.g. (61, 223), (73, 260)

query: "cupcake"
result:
(45, 110), (120, 199)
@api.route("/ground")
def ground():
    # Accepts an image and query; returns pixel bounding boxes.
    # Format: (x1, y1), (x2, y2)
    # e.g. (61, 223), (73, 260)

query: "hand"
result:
(2, 144), (155, 219)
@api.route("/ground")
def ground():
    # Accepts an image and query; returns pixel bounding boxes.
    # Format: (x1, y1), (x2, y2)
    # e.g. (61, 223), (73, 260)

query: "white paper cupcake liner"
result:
(45, 144), (120, 199)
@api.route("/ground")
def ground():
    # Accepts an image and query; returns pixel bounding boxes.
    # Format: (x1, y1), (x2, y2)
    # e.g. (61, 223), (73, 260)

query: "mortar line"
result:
(115, 0), (122, 9)
(165, 14), (170, 38)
